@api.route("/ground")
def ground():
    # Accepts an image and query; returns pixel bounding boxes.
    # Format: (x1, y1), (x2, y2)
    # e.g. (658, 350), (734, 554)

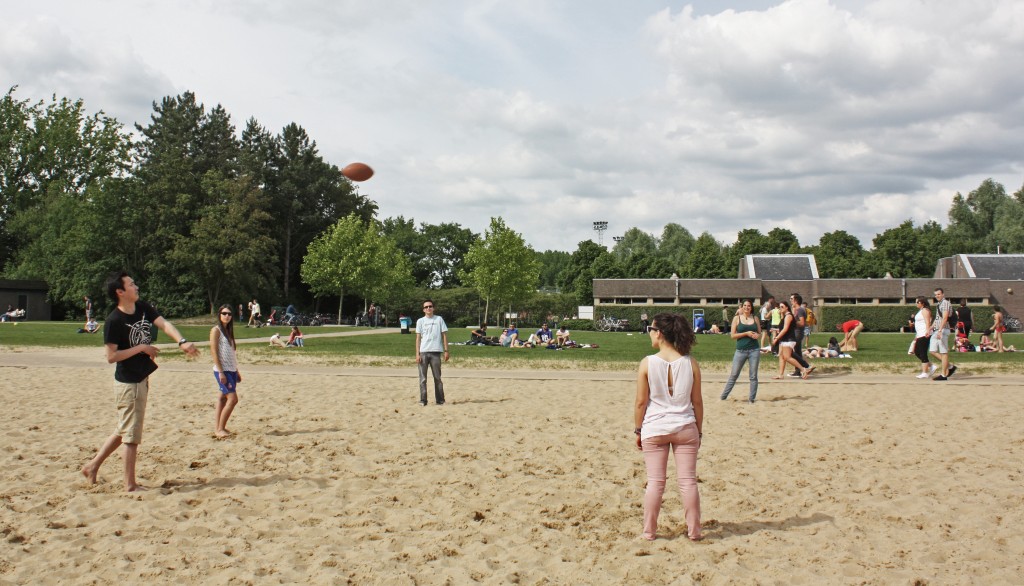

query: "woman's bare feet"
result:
(81, 464), (98, 484)
(214, 429), (232, 438)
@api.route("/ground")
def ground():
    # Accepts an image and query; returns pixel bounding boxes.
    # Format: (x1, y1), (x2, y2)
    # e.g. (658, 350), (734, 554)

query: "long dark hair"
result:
(216, 303), (236, 349)
(652, 312), (696, 355)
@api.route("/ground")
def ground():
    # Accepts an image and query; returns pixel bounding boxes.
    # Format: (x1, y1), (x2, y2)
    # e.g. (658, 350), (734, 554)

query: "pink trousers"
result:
(641, 423), (701, 540)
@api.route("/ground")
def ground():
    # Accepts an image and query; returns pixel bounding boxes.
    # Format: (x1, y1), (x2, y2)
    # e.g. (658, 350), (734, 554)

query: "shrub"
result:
(559, 318), (594, 331)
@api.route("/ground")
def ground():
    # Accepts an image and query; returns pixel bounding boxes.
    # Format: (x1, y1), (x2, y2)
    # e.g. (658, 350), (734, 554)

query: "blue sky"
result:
(3, 0), (1022, 252)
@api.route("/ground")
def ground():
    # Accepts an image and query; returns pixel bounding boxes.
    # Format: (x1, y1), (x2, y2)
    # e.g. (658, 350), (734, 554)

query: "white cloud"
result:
(2, 0), (1023, 253)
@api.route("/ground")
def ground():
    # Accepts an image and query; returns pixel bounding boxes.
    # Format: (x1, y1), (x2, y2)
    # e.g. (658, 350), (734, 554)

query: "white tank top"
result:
(213, 329), (238, 373)
(914, 308), (930, 337)
(641, 355), (696, 440)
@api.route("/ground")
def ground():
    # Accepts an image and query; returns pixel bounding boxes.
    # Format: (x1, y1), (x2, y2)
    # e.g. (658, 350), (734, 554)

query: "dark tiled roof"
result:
(750, 255), (816, 280)
(966, 255), (1024, 280)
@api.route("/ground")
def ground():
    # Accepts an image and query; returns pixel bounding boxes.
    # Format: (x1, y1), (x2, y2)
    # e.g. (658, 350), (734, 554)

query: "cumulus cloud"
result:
(2, 0), (1022, 252)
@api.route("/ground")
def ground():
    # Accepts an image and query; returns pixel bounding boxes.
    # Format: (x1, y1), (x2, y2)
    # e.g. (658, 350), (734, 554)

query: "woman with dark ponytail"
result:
(633, 312), (703, 541)
(210, 304), (242, 437)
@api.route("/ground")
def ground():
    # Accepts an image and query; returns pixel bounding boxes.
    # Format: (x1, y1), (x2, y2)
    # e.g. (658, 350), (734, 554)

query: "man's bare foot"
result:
(126, 484), (148, 493)
(81, 464), (98, 484)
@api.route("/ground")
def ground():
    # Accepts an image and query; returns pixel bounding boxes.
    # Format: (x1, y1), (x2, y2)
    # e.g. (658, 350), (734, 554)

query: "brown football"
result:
(342, 162), (374, 182)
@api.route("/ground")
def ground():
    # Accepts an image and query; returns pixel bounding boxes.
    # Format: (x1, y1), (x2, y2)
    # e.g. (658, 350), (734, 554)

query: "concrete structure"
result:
(593, 254), (1023, 322)
(0, 279), (51, 320)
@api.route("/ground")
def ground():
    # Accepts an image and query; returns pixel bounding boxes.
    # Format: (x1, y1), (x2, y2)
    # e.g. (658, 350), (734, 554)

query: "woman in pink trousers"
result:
(634, 312), (704, 541)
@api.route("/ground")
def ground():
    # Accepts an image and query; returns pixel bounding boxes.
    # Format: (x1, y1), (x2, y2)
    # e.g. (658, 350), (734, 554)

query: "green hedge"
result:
(596, 304), (995, 333)
(817, 304), (995, 333)
(559, 318), (595, 331)
(597, 306), (735, 331)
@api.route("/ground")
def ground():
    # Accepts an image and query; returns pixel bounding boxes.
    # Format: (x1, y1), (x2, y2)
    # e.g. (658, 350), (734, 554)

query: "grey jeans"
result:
(418, 352), (445, 404)
(720, 348), (760, 402)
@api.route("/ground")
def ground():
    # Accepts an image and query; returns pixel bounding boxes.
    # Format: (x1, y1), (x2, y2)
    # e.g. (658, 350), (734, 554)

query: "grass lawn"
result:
(3, 322), (1021, 374)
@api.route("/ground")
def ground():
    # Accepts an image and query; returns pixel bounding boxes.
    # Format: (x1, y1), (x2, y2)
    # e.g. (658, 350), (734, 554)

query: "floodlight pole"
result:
(593, 221), (608, 247)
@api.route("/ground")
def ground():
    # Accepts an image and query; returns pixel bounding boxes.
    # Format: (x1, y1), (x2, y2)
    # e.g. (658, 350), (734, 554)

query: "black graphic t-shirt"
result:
(104, 301), (162, 383)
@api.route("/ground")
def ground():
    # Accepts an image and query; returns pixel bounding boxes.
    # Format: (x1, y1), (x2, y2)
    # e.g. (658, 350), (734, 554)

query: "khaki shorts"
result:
(929, 329), (950, 354)
(114, 380), (149, 444)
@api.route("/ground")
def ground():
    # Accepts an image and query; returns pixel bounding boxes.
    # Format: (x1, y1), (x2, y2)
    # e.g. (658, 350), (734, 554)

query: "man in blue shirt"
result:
(415, 299), (449, 405)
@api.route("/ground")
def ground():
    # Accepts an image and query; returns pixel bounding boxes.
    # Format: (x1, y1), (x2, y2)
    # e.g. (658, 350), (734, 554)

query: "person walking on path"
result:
(910, 297), (934, 379)
(720, 300), (762, 403)
(210, 304), (241, 438)
(634, 312), (704, 542)
(930, 288), (957, 380)
(415, 299), (449, 406)
(81, 272), (199, 491)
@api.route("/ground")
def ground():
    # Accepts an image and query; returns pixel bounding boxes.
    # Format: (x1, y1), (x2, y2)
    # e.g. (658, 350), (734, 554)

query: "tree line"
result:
(2, 86), (1021, 321)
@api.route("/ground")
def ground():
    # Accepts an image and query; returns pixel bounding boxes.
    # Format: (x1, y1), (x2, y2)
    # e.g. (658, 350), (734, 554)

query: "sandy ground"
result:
(1, 345), (1022, 585)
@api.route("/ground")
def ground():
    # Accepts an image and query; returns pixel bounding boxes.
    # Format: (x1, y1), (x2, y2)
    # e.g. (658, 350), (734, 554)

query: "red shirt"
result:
(842, 320), (861, 333)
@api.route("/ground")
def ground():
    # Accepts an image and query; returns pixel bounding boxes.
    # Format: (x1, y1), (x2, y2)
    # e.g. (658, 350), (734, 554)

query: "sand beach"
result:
(1, 345), (1022, 584)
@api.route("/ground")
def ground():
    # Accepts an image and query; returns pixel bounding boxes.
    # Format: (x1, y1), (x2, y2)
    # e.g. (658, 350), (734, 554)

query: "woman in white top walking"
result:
(911, 296), (933, 378)
(211, 304), (242, 437)
(634, 313), (704, 541)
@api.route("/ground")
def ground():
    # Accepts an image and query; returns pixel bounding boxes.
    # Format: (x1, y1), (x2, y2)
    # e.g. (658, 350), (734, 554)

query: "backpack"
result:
(806, 307), (817, 326)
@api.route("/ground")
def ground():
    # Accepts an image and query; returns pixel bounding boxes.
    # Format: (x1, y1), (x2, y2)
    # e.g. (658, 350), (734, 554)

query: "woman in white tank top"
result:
(210, 304), (242, 438)
(911, 296), (933, 378)
(633, 313), (704, 541)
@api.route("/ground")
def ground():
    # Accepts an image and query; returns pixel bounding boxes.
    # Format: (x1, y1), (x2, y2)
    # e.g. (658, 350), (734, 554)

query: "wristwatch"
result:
(633, 428), (642, 436)
(177, 338), (188, 345)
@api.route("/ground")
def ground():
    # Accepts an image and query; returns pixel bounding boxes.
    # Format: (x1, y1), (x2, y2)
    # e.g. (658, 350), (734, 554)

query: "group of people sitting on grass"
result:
(466, 322), (584, 349)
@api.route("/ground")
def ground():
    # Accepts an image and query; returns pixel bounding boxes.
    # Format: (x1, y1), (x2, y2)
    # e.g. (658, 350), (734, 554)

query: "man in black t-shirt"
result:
(81, 272), (199, 492)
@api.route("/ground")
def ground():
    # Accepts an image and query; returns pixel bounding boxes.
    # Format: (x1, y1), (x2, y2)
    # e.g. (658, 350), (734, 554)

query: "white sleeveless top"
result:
(213, 329), (238, 373)
(914, 308), (930, 337)
(641, 355), (696, 440)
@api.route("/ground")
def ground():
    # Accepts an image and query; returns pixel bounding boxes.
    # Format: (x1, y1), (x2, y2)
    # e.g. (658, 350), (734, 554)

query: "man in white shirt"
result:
(415, 299), (449, 405)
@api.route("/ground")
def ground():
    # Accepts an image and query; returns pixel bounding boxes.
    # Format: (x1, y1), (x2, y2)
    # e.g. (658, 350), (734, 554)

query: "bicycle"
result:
(596, 316), (630, 332)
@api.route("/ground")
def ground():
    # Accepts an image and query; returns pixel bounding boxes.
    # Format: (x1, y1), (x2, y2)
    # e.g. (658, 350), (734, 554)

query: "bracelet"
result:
(633, 428), (641, 436)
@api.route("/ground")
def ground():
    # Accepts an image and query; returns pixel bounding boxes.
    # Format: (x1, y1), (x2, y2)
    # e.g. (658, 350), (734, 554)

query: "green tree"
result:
(167, 173), (279, 314)
(536, 249), (571, 289)
(626, 251), (675, 279)
(947, 178), (1008, 253)
(765, 227), (801, 254)
(420, 222), (477, 289)
(723, 228), (767, 276)
(301, 214), (411, 323)
(611, 227), (657, 260)
(657, 223), (695, 270)
(991, 184), (1024, 253)
(1, 87), (131, 269)
(461, 217), (540, 325)
(869, 220), (924, 278)
(272, 123), (376, 299)
(812, 230), (865, 278)
(557, 240), (608, 305)
(680, 232), (727, 278)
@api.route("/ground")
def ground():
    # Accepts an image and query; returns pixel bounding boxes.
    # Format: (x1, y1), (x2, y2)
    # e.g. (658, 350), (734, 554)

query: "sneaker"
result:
(915, 372), (929, 379)
(948, 365), (958, 377)
(787, 372), (802, 378)
(420, 402), (427, 406)
(928, 364), (937, 376)
(933, 375), (948, 381)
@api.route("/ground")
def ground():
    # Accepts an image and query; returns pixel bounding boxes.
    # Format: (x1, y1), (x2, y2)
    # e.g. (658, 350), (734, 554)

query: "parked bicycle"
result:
(596, 316), (630, 332)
